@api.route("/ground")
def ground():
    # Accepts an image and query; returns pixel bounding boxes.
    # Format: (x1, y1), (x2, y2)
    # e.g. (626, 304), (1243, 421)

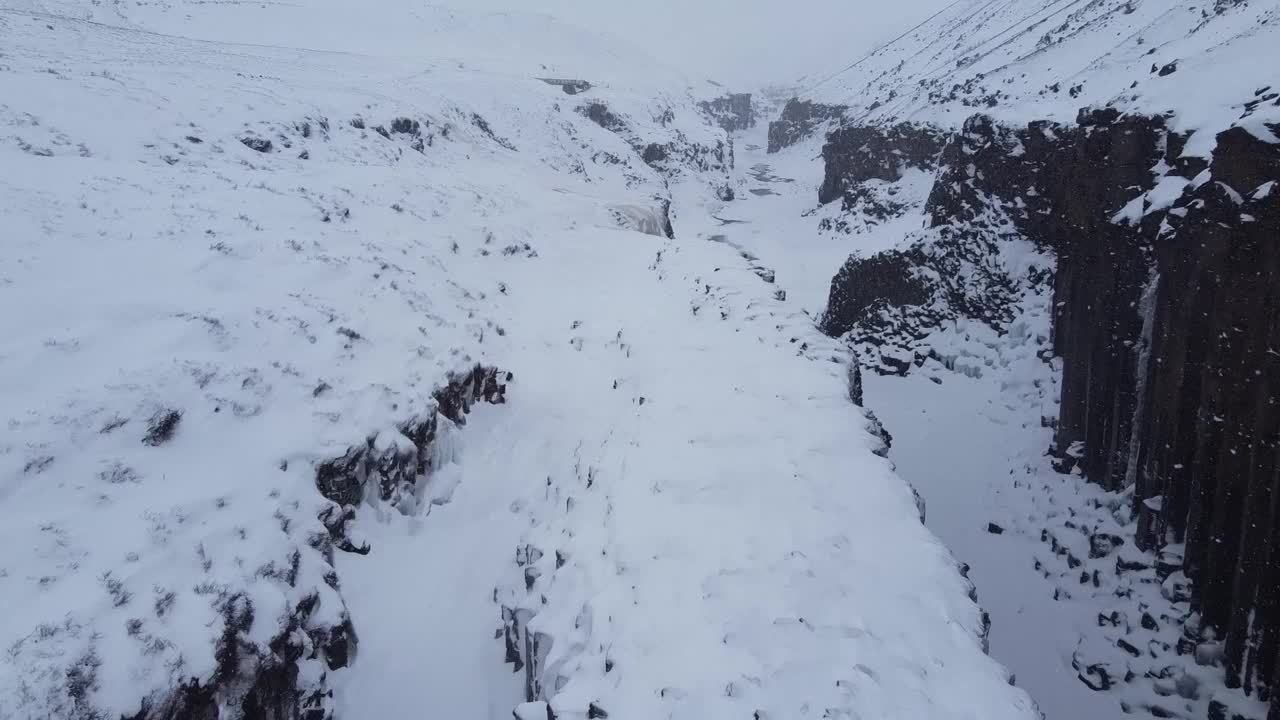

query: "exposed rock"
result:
(819, 116), (1051, 367)
(126, 588), (353, 720)
(766, 97), (846, 153)
(820, 250), (930, 339)
(142, 409), (182, 446)
(642, 143), (667, 164)
(579, 102), (628, 133)
(240, 137), (273, 153)
(389, 117), (420, 135)
(819, 122), (946, 205)
(130, 364), (510, 720)
(1089, 533), (1125, 559)
(865, 410), (892, 458)
(699, 93), (755, 132)
(314, 364), (509, 525)
(1132, 126), (1280, 695)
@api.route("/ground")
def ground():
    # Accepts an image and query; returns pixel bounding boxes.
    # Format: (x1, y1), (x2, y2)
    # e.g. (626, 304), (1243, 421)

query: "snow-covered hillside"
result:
(803, 0), (1279, 133)
(0, 3), (1037, 719)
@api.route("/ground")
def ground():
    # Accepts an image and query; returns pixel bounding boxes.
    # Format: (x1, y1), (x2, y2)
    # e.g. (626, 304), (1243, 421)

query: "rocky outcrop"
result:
(577, 100), (733, 190)
(818, 122), (946, 205)
(766, 97), (846, 153)
(125, 590), (355, 720)
(129, 365), (510, 720)
(818, 109), (1280, 718)
(818, 117), (1050, 372)
(315, 365), (508, 539)
(699, 93), (755, 132)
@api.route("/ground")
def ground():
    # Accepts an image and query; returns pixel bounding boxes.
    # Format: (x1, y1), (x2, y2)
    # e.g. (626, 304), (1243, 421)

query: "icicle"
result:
(1123, 269), (1159, 490)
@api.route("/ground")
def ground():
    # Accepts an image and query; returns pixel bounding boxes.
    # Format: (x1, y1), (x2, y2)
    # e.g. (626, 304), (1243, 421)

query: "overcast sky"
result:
(431, 0), (956, 87)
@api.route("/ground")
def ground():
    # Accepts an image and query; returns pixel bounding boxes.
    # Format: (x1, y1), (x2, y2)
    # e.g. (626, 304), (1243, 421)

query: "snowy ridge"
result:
(0, 4), (1036, 720)
(803, 0), (1280, 135)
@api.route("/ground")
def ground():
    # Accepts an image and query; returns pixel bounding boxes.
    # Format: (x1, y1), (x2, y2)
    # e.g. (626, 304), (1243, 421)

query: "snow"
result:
(0, 2), (1034, 719)
(487, 191), (1036, 719)
(8, 0), (1270, 715)
(862, 370), (1127, 720)
(806, 0), (1280, 141)
(702, 119), (1126, 720)
(333, 406), (525, 720)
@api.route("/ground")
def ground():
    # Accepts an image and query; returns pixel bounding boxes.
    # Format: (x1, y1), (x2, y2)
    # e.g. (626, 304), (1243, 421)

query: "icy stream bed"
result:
(863, 371), (1125, 720)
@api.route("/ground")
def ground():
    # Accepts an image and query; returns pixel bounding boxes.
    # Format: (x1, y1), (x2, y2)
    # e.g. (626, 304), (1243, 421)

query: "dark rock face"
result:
(818, 109), (1280, 717)
(699, 93), (755, 132)
(240, 137), (273, 153)
(128, 590), (355, 720)
(818, 117), (1048, 372)
(642, 142), (668, 164)
(819, 123), (946, 205)
(389, 117), (420, 135)
(1132, 128), (1280, 702)
(767, 97), (846, 153)
(314, 364), (508, 523)
(577, 100), (733, 183)
(579, 102), (628, 134)
(142, 408), (183, 446)
(1013, 120), (1280, 710)
(821, 250), (930, 339)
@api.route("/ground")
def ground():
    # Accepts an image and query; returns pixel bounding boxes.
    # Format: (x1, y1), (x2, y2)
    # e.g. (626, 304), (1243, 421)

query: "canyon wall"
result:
(819, 109), (1280, 719)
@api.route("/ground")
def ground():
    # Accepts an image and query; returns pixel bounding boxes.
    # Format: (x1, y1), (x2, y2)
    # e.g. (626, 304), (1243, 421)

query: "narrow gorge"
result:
(808, 64), (1280, 720)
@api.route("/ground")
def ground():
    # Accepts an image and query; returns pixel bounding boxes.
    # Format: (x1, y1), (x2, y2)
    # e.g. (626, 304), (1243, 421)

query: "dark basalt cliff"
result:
(767, 97), (846, 153)
(819, 109), (1280, 718)
(818, 122), (946, 204)
(1133, 130), (1280, 708)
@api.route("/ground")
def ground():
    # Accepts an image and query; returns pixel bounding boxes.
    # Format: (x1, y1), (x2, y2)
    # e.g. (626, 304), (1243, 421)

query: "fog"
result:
(428, 0), (958, 87)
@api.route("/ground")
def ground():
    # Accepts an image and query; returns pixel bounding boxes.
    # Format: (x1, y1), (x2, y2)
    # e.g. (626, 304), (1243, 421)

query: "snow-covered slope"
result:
(3, 0), (697, 88)
(803, 0), (1279, 134)
(0, 3), (1035, 719)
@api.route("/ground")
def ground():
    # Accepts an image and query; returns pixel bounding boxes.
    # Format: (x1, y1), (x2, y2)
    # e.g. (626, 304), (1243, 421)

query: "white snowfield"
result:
(0, 2), (1034, 719)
